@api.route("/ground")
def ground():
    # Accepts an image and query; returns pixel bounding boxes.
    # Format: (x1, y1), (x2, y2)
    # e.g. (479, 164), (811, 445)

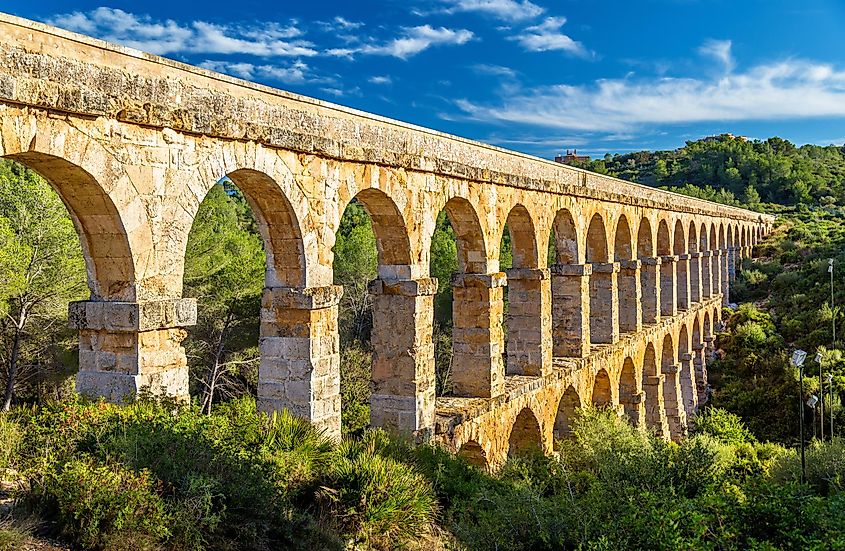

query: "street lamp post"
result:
(792, 349), (807, 483)
(816, 351), (824, 441)
(830, 259), (836, 349)
(827, 373), (835, 439)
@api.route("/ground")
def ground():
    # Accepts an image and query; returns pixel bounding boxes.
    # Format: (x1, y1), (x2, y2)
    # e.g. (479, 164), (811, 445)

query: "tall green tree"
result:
(183, 183), (265, 414)
(0, 160), (86, 411)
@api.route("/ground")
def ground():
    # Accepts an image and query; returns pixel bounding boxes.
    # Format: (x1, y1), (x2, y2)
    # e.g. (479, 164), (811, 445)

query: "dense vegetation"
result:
(2, 133), (845, 548)
(2, 399), (843, 550)
(578, 134), (845, 208)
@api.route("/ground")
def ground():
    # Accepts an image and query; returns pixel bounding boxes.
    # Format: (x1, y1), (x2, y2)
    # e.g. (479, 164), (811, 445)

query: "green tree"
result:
(0, 160), (86, 411)
(183, 184), (265, 414)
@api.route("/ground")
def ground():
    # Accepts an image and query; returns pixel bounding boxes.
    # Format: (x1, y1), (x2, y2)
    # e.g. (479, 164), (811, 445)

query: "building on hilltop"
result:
(702, 133), (749, 143)
(554, 149), (591, 165)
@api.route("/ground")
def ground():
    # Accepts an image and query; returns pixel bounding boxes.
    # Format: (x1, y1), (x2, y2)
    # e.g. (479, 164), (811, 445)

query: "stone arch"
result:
(554, 385), (581, 441)
(458, 440), (488, 469)
(661, 333), (683, 438)
(509, 407), (543, 457)
(443, 196), (488, 274)
(586, 213), (609, 262)
(592, 368), (612, 407)
(637, 217), (659, 325)
(637, 218), (654, 258)
(699, 223), (708, 252)
(687, 220), (700, 302)
(619, 357), (639, 424)
(657, 219), (671, 256)
(615, 214), (638, 333)
(678, 324), (695, 418)
(688, 221), (698, 253)
(657, 219), (675, 316)
(614, 214), (634, 261)
(347, 187), (413, 278)
(673, 220), (687, 255)
(709, 224), (718, 251)
(552, 208), (580, 264)
(673, 220), (689, 309)
(642, 342), (664, 433)
(226, 169), (306, 288)
(586, 213), (614, 343)
(3, 152), (136, 301)
(692, 316), (705, 405)
(504, 204), (539, 269)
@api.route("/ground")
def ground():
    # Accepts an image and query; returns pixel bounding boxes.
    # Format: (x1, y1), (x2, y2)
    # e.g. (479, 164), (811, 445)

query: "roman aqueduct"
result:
(0, 14), (773, 467)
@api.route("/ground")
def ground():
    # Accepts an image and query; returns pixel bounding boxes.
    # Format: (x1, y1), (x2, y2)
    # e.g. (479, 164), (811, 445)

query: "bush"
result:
(689, 407), (756, 445)
(41, 458), (171, 550)
(319, 433), (438, 547)
(0, 415), (21, 472)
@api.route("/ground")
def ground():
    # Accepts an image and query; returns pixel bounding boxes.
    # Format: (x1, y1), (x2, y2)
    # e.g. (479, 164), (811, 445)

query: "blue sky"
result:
(7, 0), (845, 158)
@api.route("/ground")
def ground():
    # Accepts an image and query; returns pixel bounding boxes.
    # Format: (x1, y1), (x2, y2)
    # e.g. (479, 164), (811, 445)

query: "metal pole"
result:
(832, 259), (836, 349)
(799, 364), (806, 483)
(820, 358), (825, 441)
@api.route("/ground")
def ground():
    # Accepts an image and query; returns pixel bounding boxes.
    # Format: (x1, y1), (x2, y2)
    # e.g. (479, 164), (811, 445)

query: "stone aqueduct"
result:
(0, 14), (773, 467)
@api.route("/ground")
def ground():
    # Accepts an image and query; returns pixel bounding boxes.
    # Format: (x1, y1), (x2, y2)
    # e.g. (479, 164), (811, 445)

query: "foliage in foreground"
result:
(2, 401), (845, 550)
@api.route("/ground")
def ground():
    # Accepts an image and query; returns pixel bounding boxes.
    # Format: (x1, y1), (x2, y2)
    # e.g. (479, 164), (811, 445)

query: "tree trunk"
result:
(2, 323), (23, 412)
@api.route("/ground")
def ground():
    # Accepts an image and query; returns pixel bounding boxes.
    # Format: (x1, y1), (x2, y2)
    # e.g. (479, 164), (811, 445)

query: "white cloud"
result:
(320, 85), (362, 98)
(508, 17), (587, 56)
(438, 0), (545, 21)
(473, 64), (518, 78)
(698, 38), (734, 72)
(453, 57), (845, 132)
(328, 25), (474, 60)
(48, 7), (317, 57)
(368, 75), (393, 85)
(199, 60), (312, 84)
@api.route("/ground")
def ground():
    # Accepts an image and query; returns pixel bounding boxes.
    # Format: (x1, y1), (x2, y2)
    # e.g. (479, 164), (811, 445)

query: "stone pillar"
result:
(368, 278), (438, 435)
(643, 374), (670, 438)
(720, 250), (731, 305)
(693, 343), (707, 406)
(688, 252), (702, 303)
(659, 255), (678, 318)
(589, 262), (620, 345)
(505, 268), (552, 377)
(679, 352), (697, 417)
(451, 272), (506, 398)
(551, 264), (592, 358)
(676, 254), (691, 310)
(258, 285), (343, 440)
(639, 257), (661, 325)
(617, 260), (642, 334)
(663, 364), (687, 440)
(727, 247), (737, 282)
(70, 299), (196, 404)
(710, 250), (722, 296)
(700, 251), (712, 298)
(704, 335), (716, 359)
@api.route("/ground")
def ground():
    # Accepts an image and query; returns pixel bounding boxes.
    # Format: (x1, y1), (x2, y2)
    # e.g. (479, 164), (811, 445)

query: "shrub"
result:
(689, 407), (756, 445)
(41, 458), (171, 550)
(0, 415), (21, 472)
(319, 433), (438, 547)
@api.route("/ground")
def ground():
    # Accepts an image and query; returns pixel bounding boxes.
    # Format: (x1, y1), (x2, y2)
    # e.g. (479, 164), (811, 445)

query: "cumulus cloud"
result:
(49, 7), (317, 57)
(508, 17), (587, 56)
(437, 0), (545, 21)
(328, 25), (474, 60)
(453, 57), (845, 132)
